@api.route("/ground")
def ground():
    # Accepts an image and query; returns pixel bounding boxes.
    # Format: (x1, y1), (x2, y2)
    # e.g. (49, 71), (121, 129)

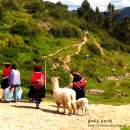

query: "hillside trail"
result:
(92, 37), (130, 80)
(43, 34), (87, 85)
(60, 35), (87, 84)
(93, 37), (105, 56)
(43, 37), (86, 59)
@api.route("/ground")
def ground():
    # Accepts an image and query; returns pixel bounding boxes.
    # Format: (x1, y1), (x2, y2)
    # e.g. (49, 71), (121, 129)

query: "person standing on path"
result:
(1, 63), (11, 100)
(1, 63), (11, 90)
(71, 72), (86, 100)
(8, 64), (21, 102)
(28, 65), (46, 109)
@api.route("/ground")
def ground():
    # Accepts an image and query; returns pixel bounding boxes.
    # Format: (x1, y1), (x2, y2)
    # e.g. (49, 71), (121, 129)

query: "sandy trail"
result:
(0, 100), (129, 130)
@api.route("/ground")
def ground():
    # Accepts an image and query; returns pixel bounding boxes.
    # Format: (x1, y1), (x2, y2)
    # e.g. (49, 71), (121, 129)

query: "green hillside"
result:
(0, 0), (130, 104)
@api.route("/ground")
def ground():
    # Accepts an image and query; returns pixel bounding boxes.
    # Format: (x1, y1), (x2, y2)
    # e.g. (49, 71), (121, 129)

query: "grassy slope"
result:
(69, 32), (130, 105)
(121, 126), (130, 130)
(0, 2), (130, 104)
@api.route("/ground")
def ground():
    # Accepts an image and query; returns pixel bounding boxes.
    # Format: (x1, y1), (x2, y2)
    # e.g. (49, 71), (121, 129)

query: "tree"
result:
(105, 3), (117, 32)
(77, 0), (95, 21)
(113, 16), (130, 44)
(49, 2), (69, 19)
(56, 1), (68, 9)
(95, 7), (103, 25)
(120, 16), (130, 43)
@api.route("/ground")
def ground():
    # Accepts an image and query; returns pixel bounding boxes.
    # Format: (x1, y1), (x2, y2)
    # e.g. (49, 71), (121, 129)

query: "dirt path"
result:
(60, 37), (87, 85)
(93, 38), (105, 56)
(43, 37), (87, 59)
(61, 36), (87, 71)
(43, 35), (87, 85)
(0, 100), (129, 130)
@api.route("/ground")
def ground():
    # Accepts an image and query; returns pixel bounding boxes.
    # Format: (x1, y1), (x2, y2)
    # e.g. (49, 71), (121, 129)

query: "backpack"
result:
(31, 72), (45, 89)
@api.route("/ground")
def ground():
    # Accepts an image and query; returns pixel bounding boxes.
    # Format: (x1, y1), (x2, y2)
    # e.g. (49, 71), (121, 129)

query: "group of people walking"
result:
(1, 63), (46, 109)
(1, 63), (21, 102)
(1, 63), (86, 109)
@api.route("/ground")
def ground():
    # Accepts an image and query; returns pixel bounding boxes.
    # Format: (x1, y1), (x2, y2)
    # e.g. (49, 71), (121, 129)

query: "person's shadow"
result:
(10, 103), (68, 115)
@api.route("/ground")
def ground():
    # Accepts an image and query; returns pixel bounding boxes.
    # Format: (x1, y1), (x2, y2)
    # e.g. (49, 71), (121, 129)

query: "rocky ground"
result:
(0, 99), (130, 130)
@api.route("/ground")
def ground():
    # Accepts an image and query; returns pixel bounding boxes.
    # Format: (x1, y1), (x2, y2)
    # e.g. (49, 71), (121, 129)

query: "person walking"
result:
(1, 63), (11, 100)
(8, 64), (21, 102)
(1, 63), (11, 90)
(28, 65), (46, 109)
(71, 72), (86, 100)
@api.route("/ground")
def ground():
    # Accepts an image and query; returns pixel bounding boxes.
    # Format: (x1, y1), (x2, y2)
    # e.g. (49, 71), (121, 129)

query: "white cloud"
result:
(122, 0), (130, 6)
(43, 0), (130, 11)
(88, 0), (111, 11)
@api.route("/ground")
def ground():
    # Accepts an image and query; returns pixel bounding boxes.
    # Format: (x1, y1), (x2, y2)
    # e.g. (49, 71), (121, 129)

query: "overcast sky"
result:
(43, 0), (130, 11)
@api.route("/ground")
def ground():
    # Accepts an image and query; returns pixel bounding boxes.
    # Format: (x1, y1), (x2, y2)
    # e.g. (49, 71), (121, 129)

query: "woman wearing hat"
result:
(28, 65), (46, 109)
(1, 63), (11, 90)
(72, 72), (86, 100)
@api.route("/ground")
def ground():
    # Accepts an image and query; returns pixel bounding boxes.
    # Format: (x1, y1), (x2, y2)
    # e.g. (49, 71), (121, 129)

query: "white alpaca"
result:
(51, 77), (77, 115)
(76, 98), (89, 116)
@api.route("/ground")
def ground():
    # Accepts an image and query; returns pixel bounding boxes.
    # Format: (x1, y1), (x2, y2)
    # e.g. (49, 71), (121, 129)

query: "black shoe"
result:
(3, 100), (10, 103)
(36, 104), (39, 109)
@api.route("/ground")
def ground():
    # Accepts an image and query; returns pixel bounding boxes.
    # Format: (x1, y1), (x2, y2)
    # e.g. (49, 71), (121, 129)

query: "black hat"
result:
(72, 72), (80, 76)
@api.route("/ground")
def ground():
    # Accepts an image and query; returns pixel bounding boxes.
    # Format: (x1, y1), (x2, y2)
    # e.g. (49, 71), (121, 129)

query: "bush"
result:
(49, 6), (69, 19)
(8, 35), (24, 48)
(101, 42), (114, 51)
(49, 23), (81, 38)
(1, 0), (19, 10)
(0, 7), (5, 21)
(87, 43), (101, 55)
(0, 46), (19, 62)
(10, 22), (31, 36)
(10, 22), (41, 37)
(49, 28), (62, 37)
(100, 38), (129, 52)
(62, 24), (74, 38)
(32, 48), (39, 55)
(24, 0), (45, 14)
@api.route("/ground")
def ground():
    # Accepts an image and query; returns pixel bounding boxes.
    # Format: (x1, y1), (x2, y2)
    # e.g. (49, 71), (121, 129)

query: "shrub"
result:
(24, 59), (32, 65)
(0, 7), (5, 21)
(24, 0), (45, 14)
(49, 3), (69, 19)
(10, 21), (41, 37)
(62, 24), (73, 38)
(87, 43), (101, 55)
(8, 35), (24, 48)
(0, 46), (19, 60)
(10, 22), (31, 36)
(101, 42), (114, 51)
(1, 0), (19, 10)
(32, 48), (39, 55)
(49, 23), (81, 38)
(50, 7), (69, 19)
(49, 27), (62, 37)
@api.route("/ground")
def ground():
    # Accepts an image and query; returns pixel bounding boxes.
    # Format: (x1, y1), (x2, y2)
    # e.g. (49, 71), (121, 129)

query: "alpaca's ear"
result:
(57, 76), (60, 83)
